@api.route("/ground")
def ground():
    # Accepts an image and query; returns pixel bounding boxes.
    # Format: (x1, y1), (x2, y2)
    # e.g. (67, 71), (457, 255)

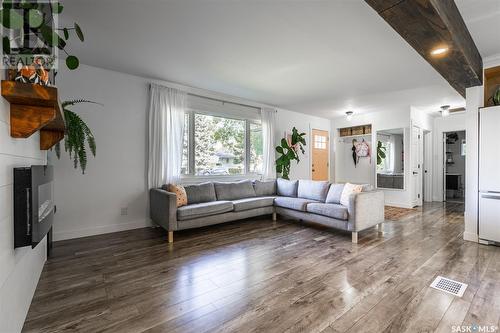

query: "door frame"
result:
(411, 125), (424, 207)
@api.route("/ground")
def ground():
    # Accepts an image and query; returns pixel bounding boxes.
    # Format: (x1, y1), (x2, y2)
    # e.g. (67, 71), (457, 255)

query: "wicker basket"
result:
(364, 125), (372, 134)
(339, 127), (351, 137)
(352, 126), (364, 135)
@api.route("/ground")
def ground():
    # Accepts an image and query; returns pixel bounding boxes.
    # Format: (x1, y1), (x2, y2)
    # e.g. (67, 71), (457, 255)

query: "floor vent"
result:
(430, 276), (468, 297)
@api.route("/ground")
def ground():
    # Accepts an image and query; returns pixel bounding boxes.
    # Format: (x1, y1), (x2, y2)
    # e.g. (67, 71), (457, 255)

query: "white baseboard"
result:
(53, 219), (153, 241)
(463, 231), (479, 243)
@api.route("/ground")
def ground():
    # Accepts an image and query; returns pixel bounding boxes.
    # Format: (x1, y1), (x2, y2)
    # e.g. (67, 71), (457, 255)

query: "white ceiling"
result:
(455, 0), (500, 60)
(60, 0), (466, 118)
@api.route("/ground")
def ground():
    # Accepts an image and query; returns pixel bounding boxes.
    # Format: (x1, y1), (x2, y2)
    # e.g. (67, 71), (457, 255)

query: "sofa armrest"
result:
(347, 190), (385, 232)
(150, 188), (178, 231)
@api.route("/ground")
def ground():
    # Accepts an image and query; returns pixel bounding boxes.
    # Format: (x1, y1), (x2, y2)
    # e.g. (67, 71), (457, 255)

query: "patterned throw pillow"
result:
(340, 183), (363, 207)
(168, 184), (188, 208)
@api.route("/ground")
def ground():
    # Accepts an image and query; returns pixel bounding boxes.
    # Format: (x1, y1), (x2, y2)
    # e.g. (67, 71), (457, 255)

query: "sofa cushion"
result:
(297, 180), (330, 202)
(274, 196), (318, 212)
(306, 203), (349, 221)
(214, 180), (256, 201)
(277, 178), (298, 197)
(232, 197), (275, 212)
(184, 182), (217, 204)
(167, 184), (188, 207)
(177, 201), (233, 220)
(340, 183), (363, 206)
(253, 180), (276, 196)
(325, 183), (345, 204)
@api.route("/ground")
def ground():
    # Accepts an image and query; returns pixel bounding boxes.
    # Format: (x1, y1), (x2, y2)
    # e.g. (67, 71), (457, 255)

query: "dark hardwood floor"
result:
(23, 203), (500, 333)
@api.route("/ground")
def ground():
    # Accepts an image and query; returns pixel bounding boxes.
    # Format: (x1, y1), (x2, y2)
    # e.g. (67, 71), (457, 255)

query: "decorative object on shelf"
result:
(489, 86), (500, 106)
(1, 0), (85, 85)
(376, 140), (386, 165)
(8, 56), (55, 85)
(275, 127), (306, 180)
(54, 99), (101, 174)
(446, 132), (459, 144)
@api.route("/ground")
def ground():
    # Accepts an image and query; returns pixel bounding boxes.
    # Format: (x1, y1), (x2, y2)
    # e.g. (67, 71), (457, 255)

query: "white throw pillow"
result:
(340, 183), (363, 206)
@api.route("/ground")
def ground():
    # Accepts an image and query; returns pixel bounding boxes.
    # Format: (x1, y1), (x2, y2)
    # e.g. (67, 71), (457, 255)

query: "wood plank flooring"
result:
(22, 203), (500, 333)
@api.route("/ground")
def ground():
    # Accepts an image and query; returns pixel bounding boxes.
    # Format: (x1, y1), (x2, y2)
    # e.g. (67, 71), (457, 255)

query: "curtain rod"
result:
(150, 82), (277, 112)
(187, 92), (262, 111)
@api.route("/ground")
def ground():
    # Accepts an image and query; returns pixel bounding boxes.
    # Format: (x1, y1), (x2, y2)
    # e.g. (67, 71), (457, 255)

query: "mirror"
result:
(376, 128), (405, 189)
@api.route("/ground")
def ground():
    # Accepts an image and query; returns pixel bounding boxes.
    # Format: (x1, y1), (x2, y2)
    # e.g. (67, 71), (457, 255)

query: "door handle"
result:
(312, 169), (315, 172)
(413, 171), (418, 175)
(481, 194), (500, 200)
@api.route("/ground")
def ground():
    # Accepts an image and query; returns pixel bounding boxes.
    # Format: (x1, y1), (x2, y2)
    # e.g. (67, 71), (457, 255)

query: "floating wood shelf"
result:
(1, 80), (65, 150)
(484, 65), (500, 107)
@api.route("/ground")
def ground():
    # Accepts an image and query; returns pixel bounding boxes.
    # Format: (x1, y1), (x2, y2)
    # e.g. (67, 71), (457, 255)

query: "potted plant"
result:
(54, 99), (101, 174)
(489, 86), (500, 106)
(275, 127), (306, 179)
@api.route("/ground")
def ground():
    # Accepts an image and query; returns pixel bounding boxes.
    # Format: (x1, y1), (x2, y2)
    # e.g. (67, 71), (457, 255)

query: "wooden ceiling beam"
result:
(365, 0), (483, 97)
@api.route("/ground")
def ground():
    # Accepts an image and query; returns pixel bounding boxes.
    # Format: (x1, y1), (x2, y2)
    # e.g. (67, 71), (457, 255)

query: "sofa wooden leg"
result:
(352, 232), (358, 244)
(272, 211), (277, 221)
(168, 231), (174, 243)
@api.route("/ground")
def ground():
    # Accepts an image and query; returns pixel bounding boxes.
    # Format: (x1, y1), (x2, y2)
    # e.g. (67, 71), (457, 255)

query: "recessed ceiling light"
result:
(431, 46), (449, 56)
(346, 111), (353, 121)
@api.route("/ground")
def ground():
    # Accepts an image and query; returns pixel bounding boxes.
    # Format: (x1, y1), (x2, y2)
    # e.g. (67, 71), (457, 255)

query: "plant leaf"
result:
(2, 36), (10, 54)
(0, 9), (24, 29)
(28, 9), (43, 28)
(74, 22), (84, 42)
(63, 27), (69, 40)
(66, 55), (79, 70)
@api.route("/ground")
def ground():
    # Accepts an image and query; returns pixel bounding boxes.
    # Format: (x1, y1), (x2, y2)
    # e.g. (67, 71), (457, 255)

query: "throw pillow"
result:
(340, 183), (363, 206)
(168, 184), (188, 208)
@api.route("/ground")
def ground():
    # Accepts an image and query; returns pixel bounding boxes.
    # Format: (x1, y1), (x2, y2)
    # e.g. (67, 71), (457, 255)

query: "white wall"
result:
(53, 63), (330, 241)
(275, 109), (331, 181)
(432, 113), (467, 201)
(331, 108), (413, 207)
(0, 74), (47, 332)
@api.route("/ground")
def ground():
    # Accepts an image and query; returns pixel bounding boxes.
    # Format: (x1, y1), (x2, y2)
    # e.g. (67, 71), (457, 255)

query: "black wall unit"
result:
(14, 165), (54, 249)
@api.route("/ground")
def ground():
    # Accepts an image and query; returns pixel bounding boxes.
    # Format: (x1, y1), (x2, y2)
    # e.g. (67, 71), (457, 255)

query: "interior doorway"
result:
(443, 131), (466, 204)
(311, 129), (329, 181)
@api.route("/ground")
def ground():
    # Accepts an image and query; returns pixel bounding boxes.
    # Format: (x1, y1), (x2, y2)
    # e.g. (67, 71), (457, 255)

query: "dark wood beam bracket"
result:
(1, 80), (66, 150)
(365, 0), (483, 97)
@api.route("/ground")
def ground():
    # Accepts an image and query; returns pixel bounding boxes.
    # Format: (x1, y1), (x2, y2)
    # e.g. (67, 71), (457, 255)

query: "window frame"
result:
(182, 111), (263, 179)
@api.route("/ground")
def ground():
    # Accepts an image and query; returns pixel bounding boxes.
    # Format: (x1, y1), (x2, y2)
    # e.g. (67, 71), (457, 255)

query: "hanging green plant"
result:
(275, 127), (306, 180)
(54, 99), (102, 174)
(376, 140), (386, 165)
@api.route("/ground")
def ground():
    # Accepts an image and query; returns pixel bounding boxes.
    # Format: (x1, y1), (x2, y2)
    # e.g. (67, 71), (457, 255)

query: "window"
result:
(182, 112), (263, 176)
(314, 135), (327, 149)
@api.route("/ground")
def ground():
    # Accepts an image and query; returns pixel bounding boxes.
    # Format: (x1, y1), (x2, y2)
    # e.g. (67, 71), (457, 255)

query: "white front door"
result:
(411, 125), (423, 206)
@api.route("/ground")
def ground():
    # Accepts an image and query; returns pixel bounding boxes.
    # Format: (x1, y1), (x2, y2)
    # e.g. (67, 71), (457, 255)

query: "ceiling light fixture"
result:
(431, 46), (449, 56)
(346, 111), (353, 121)
(441, 105), (450, 117)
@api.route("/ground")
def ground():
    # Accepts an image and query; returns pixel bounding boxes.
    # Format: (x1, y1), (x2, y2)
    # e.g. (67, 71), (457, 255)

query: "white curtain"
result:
(261, 107), (277, 180)
(147, 83), (186, 188)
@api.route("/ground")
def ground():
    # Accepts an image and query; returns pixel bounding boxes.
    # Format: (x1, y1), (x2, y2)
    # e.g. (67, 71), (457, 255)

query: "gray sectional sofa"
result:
(150, 179), (384, 244)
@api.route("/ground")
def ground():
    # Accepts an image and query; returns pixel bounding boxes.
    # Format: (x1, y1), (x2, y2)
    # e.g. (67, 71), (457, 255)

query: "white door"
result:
(479, 106), (500, 192)
(479, 193), (500, 242)
(423, 131), (433, 202)
(411, 125), (423, 206)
